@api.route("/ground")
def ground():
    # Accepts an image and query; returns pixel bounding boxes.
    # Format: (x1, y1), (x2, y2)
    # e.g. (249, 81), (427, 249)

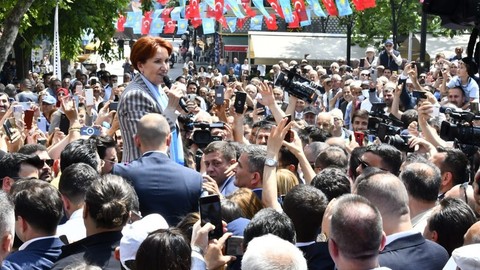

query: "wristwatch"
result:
(265, 158), (278, 167)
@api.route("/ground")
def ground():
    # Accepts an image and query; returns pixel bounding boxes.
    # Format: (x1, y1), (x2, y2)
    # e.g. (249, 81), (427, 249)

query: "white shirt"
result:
(19, 236), (59, 250)
(385, 229), (418, 246)
(56, 208), (86, 244)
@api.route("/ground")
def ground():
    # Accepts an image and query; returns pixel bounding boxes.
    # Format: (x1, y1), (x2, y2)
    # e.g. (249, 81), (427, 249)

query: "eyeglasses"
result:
(41, 159), (54, 167)
(385, 44), (393, 47)
(361, 73), (369, 76)
(103, 158), (118, 164)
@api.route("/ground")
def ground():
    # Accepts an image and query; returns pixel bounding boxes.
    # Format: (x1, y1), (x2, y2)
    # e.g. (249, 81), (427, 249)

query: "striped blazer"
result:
(118, 74), (175, 163)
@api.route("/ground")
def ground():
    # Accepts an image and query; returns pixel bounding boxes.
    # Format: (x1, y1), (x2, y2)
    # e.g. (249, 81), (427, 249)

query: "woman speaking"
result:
(118, 36), (184, 163)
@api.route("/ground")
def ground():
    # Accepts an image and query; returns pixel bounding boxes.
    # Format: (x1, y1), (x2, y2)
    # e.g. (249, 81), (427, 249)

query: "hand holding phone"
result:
(283, 115), (293, 142)
(234, 92), (247, 114)
(199, 195), (223, 240)
(215, 86), (225, 105)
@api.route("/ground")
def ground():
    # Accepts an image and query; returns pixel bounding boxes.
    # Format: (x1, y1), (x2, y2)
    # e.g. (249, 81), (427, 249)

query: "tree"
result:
(0, 0), (36, 72)
(0, 0), (131, 79)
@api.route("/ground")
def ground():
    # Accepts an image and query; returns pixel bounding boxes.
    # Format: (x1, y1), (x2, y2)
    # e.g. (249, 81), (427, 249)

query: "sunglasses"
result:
(41, 159), (54, 167)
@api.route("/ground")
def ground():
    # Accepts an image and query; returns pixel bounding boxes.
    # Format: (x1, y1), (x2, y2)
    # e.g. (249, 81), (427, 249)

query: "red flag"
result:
(191, 17), (203, 28)
(164, 20), (176, 33)
(189, 0), (201, 18)
(157, 0), (168, 5)
(161, 7), (174, 21)
(287, 11), (300, 28)
(241, 3), (256, 17)
(362, 0), (376, 9)
(207, 6), (216, 18)
(117, 14), (126, 32)
(266, 0), (284, 18)
(141, 11), (153, 35)
(217, 16), (228, 28)
(292, 0), (308, 21)
(237, 17), (248, 28)
(264, 15), (278, 30)
(352, 0), (364, 10)
(214, 0), (225, 19)
(322, 0), (338, 16)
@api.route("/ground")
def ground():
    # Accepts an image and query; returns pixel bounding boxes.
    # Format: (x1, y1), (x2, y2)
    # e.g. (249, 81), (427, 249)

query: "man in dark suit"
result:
(3, 180), (64, 270)
(355, 168), (449, 270)
(113, 113), (202, 226)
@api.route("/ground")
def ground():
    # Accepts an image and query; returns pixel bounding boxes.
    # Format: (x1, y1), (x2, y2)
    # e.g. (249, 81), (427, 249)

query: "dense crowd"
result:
(0, 36), (479, 270)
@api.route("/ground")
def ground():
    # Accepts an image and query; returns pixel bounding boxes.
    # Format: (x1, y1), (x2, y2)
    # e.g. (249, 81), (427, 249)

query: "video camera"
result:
(439, 108), (480, 146)
(367, 102), (414, 152)
(192, 122), (225, 148)
(275, 65), (320, 103)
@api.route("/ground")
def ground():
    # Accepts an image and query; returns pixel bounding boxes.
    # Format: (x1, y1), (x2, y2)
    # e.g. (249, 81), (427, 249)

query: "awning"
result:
(248, 31), (366, 65)
(223, 35), (248, 52)
(399, 34), (471, 62)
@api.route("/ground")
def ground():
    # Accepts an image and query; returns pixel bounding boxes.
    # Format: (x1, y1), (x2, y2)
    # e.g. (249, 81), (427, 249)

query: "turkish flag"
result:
(363, 0), (376, 9)
(266, 0), (284, 18)
(157, 0), (168, 5)
(352, 0), (364, 10)
(265, 15), (278, 30)
(207, 6), (216, 18)
(241, 3), (256, 17)
(322, 0), (338, 16)
(217, 16), (228, 28)
(161, 7), (174, 21)
(191, 17), (203, 28)
(214, 0), (225, 19)
(141, 11), (153, 35)
(292, 0), (308, 21)
(164, 20), (176, 34)
(117, 14), (126, 32)
(287, 11), (300, 28)
(189, 0), (201, 18)
(237, 17), (248, 28)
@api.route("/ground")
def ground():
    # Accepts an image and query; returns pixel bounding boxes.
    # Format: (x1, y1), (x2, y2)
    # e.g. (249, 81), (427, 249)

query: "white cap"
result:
(119, 214), (169, 270)
(453, 244), (480, 269)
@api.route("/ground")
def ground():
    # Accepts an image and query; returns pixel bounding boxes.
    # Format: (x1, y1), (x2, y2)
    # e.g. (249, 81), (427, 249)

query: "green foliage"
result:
(0, 0), (131, 61)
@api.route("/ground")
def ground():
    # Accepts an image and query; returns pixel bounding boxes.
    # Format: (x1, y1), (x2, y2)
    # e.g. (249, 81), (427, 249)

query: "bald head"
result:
(464, 221), (480, 245)
(136, 113), (170, 149)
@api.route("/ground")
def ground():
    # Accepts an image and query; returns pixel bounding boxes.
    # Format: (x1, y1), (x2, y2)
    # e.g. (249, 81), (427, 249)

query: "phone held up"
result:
(199, 194), (223, 240)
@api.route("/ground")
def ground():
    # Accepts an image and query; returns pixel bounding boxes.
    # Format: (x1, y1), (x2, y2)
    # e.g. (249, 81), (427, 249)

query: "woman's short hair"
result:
(85, 174), (133, 229)
(135, 228), (191, 270)
(276, 169), (299, 197)
(227, 188), (263, 219)
(130, 37), (173, 71)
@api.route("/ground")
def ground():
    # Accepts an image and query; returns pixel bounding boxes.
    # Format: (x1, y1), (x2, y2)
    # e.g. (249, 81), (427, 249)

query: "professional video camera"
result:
(439, 109), (480, 146)
(367, 102), (414, 152)
(192, 122), (225, 147)
(274, 65), (321, 103)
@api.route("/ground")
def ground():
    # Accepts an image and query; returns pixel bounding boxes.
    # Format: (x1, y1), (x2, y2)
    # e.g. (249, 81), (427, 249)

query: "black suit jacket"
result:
(298, 242), (335, 270)
(379, 232), (449, 270)
(113, 152), (203, 226)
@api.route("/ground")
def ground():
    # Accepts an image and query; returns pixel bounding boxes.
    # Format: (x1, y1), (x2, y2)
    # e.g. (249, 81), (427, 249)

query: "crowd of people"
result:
(0, 35), (479, 270)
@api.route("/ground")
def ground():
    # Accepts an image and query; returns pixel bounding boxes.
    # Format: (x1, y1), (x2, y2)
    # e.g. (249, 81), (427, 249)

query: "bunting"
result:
(237, 17), (248, 28)
(250, 15), (263, 30)
(141, 11), (153, 35)
(191, 17), (203, 28)
(117, 14), (126, 32)
(336, 0), (353, 16)
(177, 19), (189, 34)
(266, 0), (284, 18)
(278, 0), (294, 23)
(300, 8), (311, 26)
(226, 17), (237, 32)
(252, 0), (271, 18)
(124, 11), (141, 27)
(203, 18), (216, 34)
(171, 7), (183, 21)
(362, 0), (376, 9)
(150, 17), (165, 34)
(287, 11), (300, 28)
(241, 2), (256, 17)
(213, 0), (225, 19)
(292, 0), (308, 22)
(264, 14), (278, 30)
(322, 0), (338, 16)
(157, 0), (168, 5)
(161, 8), (174, 20)
(306, 0), (327, 17)
(218, 16), (228, 28)
(225, 0), (246, 18)
(164, 20), (176, 33)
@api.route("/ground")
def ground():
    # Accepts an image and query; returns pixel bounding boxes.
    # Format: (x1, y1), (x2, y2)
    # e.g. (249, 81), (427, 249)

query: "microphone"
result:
(163, 75), (188, 113)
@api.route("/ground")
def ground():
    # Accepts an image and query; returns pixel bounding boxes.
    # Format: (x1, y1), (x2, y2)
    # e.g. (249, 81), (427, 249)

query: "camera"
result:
(275, 65), (320, 103)
(384, 134), (414, 152)
(192, 122), (225, 147)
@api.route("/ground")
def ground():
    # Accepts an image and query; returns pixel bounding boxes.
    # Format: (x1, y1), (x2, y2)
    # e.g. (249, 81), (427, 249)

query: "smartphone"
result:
(413, 91), (427, 99)
(284, 114), (293, 142)
(24, 110), (34, 130)
(392, 71), (397, 75)
(73, 95), (80, 108)
(354, 131), (365, 146)
(199, 194), (223, 240)
(13, 105), (23, 121)
(37, 138), (47, 146)
(112, 82), (118, 89)
(109, 102), (118, 111)
(225, 236), (244, 256)
(75, 85), (84, 96)
(234, 92), (247, 114)
(215, 85), (225, 105)
(37, 117), (48, 133)
(256, 101), (266, 116)
(359, 58), (365, 67)
(80, 126), (101, 136)
(85, 88), (95, 106)
(470, 101), (479, 114)
(59, 113), (70, 135)
(3, 120), (13, 141)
